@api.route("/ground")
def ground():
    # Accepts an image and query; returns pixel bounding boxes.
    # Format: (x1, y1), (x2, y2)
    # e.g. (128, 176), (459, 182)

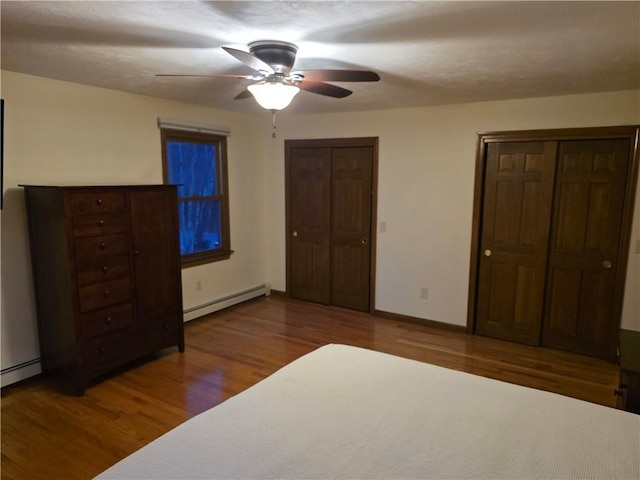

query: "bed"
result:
(96, 344), (640, 479)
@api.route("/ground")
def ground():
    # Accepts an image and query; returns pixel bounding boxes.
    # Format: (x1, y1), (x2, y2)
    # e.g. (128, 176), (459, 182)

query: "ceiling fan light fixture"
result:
(247, 82), (300, 111)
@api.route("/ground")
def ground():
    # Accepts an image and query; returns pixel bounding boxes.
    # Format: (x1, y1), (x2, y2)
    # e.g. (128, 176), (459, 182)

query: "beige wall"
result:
(1, 70), (638, 385)
(262, 90), (640, 331)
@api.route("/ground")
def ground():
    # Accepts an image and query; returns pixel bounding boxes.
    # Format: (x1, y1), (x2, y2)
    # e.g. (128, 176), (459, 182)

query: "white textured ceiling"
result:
(1, 1), (639, 114)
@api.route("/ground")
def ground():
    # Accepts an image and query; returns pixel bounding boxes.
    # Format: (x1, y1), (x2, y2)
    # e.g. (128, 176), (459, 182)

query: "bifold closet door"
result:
(287, 145), (373, 312)
(475, 141), (557, 345)
(331, 147), (373, 311)
(475, 136), (633, 359)
(542, 139), (631, 358)
(288, 148), (332, 305)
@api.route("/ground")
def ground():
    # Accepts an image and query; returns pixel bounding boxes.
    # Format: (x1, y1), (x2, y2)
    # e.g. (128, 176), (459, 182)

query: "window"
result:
(161, 128), (232, 267)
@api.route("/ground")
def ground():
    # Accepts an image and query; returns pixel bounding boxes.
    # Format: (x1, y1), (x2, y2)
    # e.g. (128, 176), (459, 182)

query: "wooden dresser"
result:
(617, 329), (640, 414)
(22, 185), (184, 395)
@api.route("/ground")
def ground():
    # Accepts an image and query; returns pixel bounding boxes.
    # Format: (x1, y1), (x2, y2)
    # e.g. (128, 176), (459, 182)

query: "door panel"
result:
(129, 189), (181, 322)
(331, 147), (373, 311)
(288, 148), (332, 304)
(541, 139), (630, 357)
(475, 141), (557, 345)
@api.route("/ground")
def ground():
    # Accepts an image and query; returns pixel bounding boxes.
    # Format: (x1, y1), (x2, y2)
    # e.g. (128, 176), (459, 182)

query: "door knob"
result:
(484, 249), (492, 257)
(292, 231), (298, 237)
(603, 260), (612, 269)
(361, 238), (368, 245)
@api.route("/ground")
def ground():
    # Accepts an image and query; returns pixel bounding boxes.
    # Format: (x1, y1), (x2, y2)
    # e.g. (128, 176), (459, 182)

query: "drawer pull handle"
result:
(102, 266), (109, 273)
(98, 220), (105, 227)
(103, 290), (111, 298)
(105, 316), (112, 325)
(100, 242), (107, 250)
(96, 198), (103, 206)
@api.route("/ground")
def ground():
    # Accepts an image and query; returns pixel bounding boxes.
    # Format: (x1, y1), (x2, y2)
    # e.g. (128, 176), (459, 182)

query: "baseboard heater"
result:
(0, 285), (271, 387)
(1, 358), (42, 388)
(183, 283), (271, 322)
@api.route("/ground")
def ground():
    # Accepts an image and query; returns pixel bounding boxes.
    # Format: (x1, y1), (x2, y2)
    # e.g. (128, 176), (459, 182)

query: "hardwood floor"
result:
(1, 295), (621, 480)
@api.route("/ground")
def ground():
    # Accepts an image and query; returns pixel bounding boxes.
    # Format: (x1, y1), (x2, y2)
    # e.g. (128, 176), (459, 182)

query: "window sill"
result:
(181, 249), (234, 268)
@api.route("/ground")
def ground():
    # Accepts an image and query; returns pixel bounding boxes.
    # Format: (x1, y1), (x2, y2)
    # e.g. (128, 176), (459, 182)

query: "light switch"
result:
(379, 221), (387, 233)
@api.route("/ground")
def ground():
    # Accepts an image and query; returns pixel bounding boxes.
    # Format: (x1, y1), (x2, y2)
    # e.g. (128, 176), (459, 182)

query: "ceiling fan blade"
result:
(298, 81), (353, 98)
(292, 70), (380, 82)
(156, 74), (259, 80)
(222, 47), (275, 75)
(234, 89), (252, 100)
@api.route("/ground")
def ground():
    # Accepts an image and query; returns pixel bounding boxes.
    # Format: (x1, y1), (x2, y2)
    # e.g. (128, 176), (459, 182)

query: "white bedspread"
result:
(96, 344), (640, 479)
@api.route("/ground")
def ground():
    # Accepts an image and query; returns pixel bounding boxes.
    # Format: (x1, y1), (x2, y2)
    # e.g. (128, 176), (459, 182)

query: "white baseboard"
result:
(182, 283), (271, 322)
(1, 359), (42, 387)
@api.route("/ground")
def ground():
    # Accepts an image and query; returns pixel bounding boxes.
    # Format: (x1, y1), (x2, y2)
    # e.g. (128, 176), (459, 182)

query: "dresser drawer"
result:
(72, 213), (129, 237)
(82, 328), (137, 377)
(78, 277), (132, 312)
(69, 192), (126, 216)
(74, 233), (130, 261)
(76, 255), (131, 286)
(80, 302), (134, 338)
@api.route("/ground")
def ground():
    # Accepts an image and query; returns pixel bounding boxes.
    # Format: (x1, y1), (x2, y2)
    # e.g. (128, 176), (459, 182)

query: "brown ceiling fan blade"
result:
(156, 74), (258, 79)
(298, 81), (353, 98)
(293, 70), (380, 82)
(222, 47), (275, 75)
(234, 89), (252, 100)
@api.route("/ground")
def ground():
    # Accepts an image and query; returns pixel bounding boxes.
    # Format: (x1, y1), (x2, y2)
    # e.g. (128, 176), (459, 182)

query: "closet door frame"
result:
(284, 137), (379, 313)
(467, 126), (640, 362)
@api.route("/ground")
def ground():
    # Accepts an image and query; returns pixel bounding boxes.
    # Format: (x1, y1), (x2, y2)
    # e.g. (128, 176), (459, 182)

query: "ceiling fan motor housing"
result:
(249, 40), (298, 74)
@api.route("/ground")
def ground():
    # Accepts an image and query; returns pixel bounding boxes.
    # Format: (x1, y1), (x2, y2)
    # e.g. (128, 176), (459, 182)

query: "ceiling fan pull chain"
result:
(271, 110), (277, 138)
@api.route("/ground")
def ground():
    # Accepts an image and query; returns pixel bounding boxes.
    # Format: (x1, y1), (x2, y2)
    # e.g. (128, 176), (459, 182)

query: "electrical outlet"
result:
(420, 287), (429, 300)
(196, 281), (202, 291)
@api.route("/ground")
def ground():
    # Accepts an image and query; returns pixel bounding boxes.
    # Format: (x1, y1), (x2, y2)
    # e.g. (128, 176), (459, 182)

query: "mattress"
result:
(96, 344), (640, 479)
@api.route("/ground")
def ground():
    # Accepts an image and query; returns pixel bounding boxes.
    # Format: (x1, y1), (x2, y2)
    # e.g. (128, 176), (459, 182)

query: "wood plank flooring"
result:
(1, 295), (622, 480)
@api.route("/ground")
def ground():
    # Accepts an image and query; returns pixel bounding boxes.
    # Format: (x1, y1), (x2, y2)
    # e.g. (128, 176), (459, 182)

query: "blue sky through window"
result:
(166, 141), (217, 197)
(166, 140), (221, 255)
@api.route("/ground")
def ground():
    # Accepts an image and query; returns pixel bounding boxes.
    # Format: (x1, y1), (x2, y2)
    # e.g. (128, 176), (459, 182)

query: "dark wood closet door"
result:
(129, 189), (182, 322)
(331, 147), (373, 311)
(542, 139), (631, 358)
(288, 148), (332, 304)
(287, 138), (377, 312)
(475, 141), (557, 344)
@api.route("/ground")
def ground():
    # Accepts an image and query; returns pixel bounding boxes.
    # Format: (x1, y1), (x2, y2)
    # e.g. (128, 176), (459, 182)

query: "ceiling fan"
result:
(157, 40), (380, 112)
